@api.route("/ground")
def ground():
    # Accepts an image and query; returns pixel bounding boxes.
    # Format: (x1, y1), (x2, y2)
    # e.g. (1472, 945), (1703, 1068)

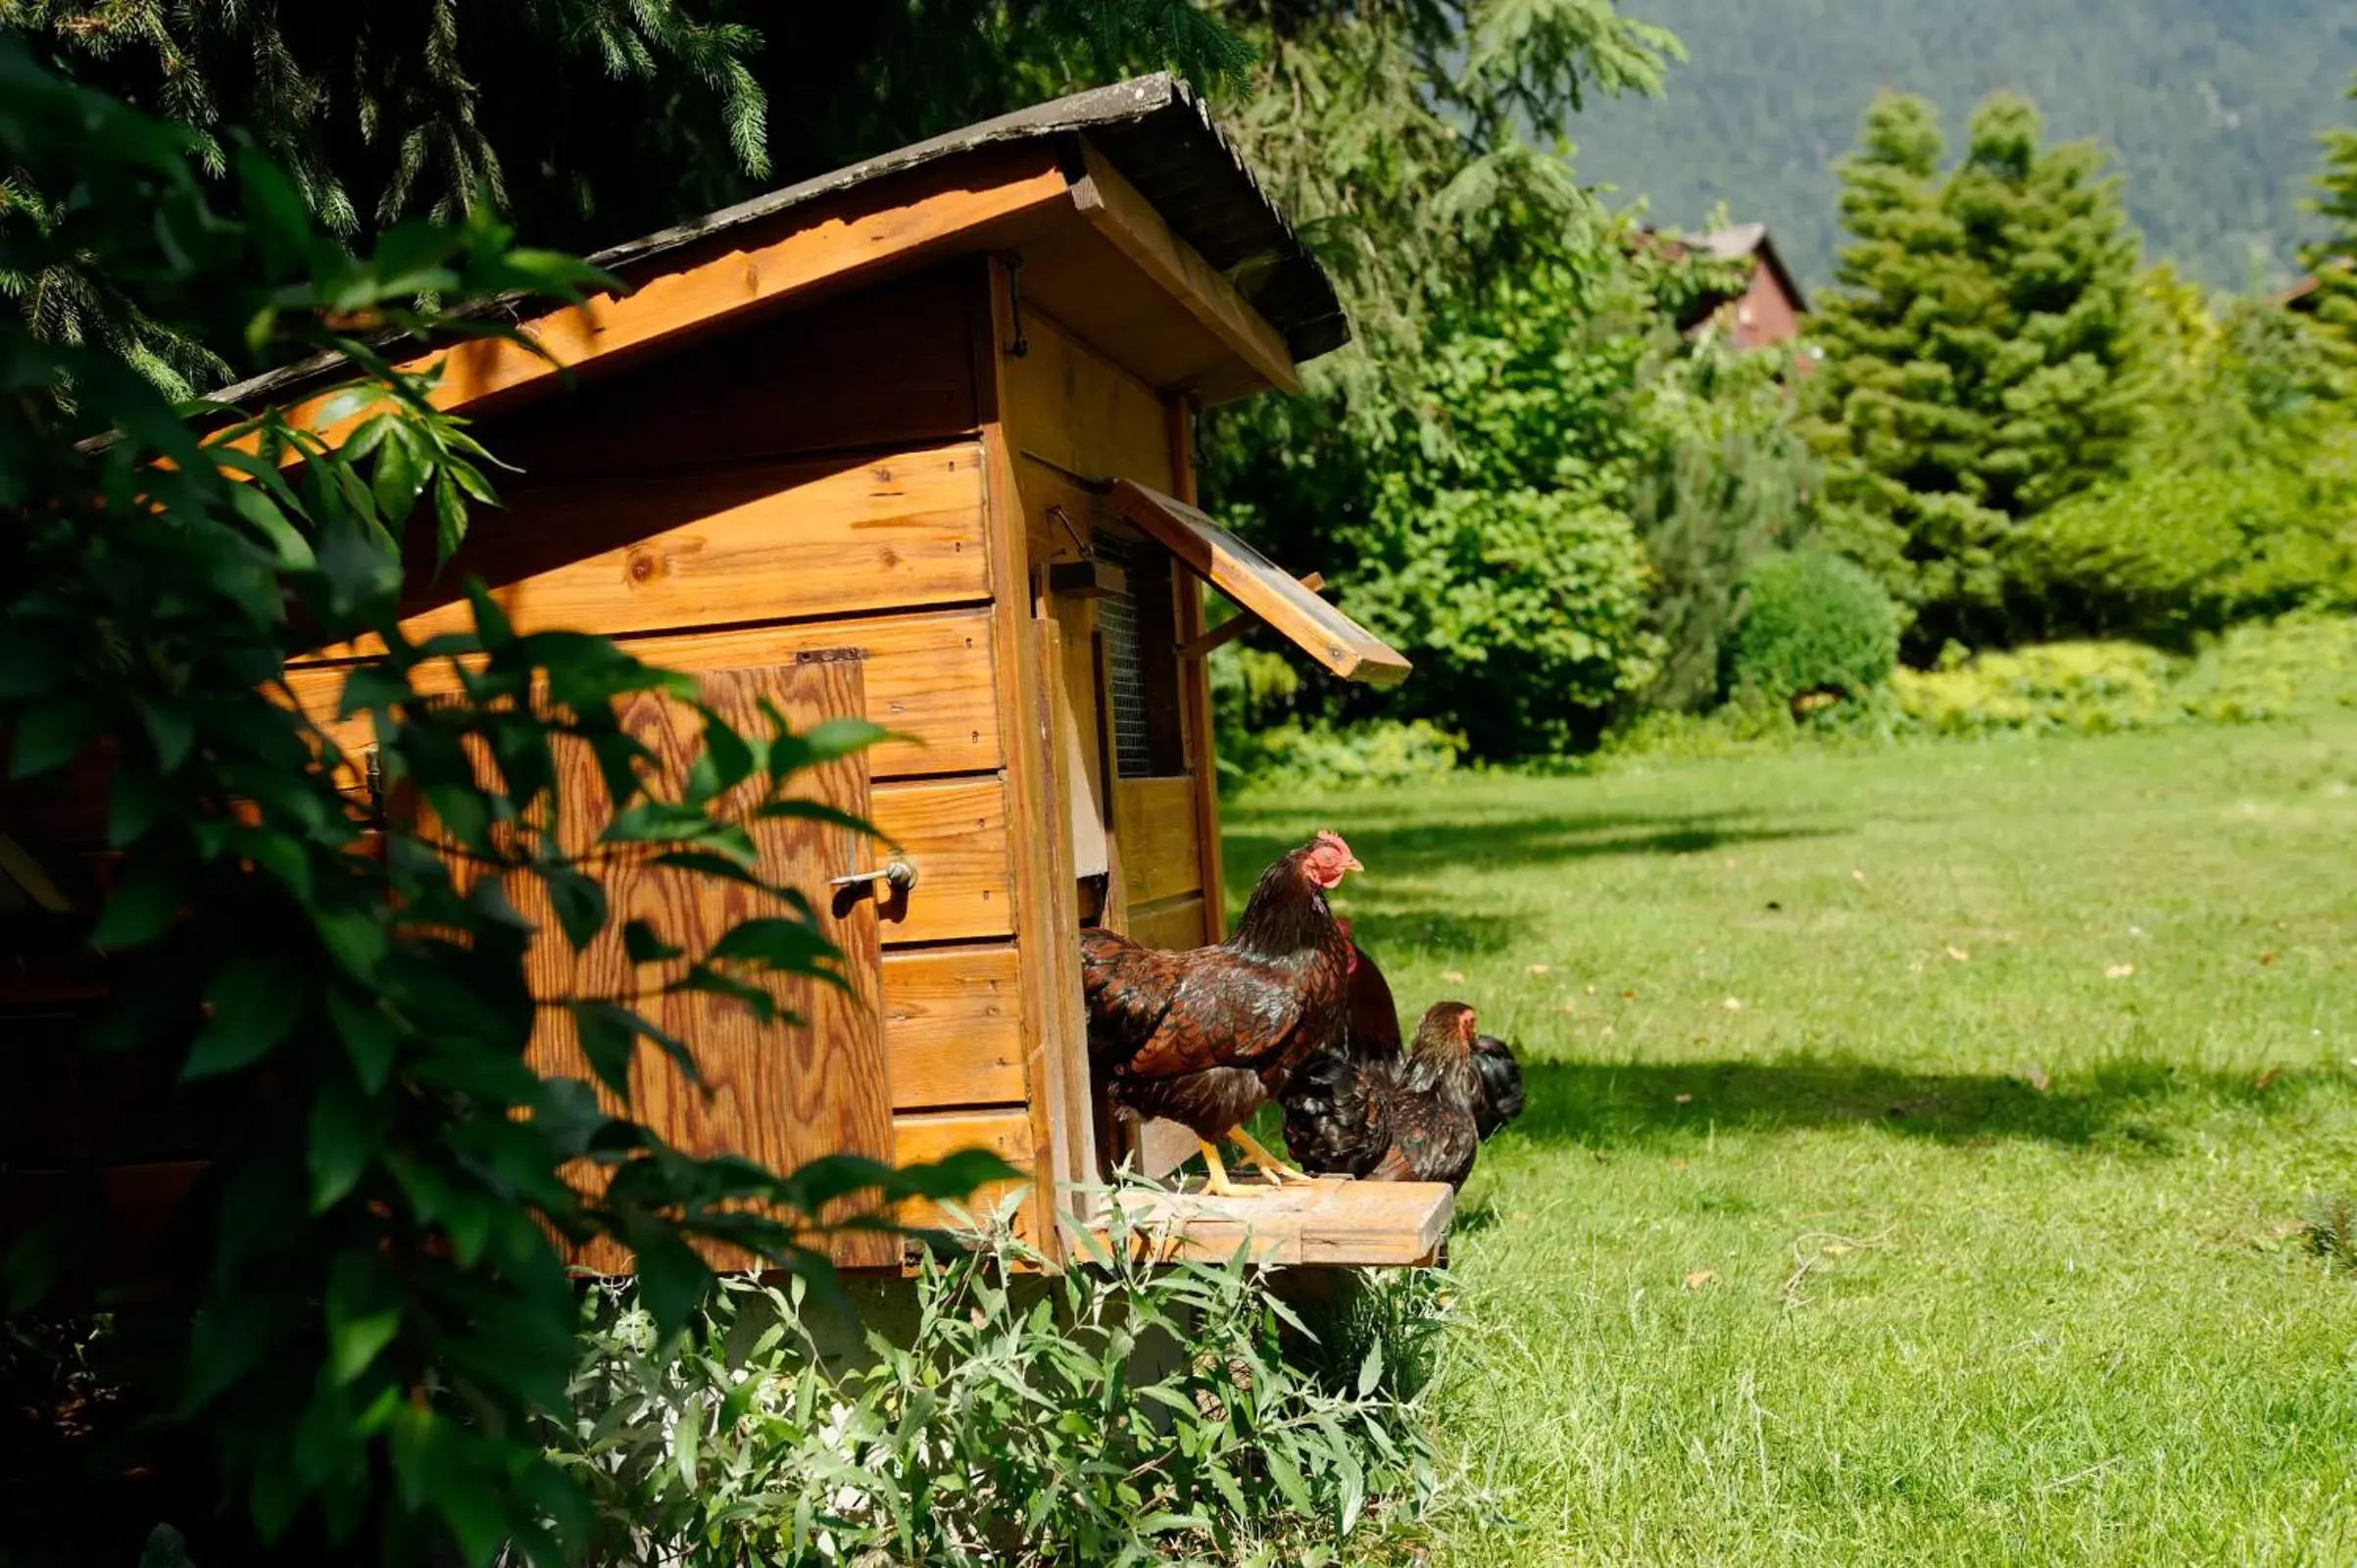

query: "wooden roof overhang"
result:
(210, 75), (1346, 448)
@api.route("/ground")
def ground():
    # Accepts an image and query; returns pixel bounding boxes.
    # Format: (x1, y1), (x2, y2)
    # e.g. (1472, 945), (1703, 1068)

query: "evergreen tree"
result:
(2302, 70), (2357, 366)
(1805, 89), (2146, 654)
(2, 1), (1248, 390)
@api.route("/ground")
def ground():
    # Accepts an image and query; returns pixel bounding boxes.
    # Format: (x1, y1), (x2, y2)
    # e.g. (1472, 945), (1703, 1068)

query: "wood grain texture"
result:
(253, 146), (1070, 449)
(288, 606), (1002, 785)
(1027, 610), (1100, 1221)
(476, 267), (984, 479)
(1068, 138), (1301, 400)
(891, 1107), (1034, 1237)
(1003, 312), (1178, 502)
(1111, 478), (1411, 689)
(1112, 776), (1202, 906)
(1105, 1176), (1453, 1268)
(1049, 594), (1110, 883)
(1169, 399), (1227, 945)
(868, 777), (1012, 946)
(297, 445), (991, 662)
(487, 659), (896, 1271)
(1123, 894), (1207, 956)
(995, 281), (1156, 1217)
(880, 946), (1024, 1109)
(978, 293), (1093, 1244)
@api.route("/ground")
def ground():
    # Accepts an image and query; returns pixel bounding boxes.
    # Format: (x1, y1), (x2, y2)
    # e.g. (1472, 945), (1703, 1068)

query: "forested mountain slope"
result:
(1573, 0), (2354, 288)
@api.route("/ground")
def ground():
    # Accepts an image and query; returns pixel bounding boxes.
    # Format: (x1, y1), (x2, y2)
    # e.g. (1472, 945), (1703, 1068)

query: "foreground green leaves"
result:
(552, 1200), (1445, 1566)
(0, 39), (1001, 1564)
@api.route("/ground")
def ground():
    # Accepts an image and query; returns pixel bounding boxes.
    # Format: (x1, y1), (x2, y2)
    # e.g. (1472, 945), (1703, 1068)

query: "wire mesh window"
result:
(1091, 530), (1184, 778)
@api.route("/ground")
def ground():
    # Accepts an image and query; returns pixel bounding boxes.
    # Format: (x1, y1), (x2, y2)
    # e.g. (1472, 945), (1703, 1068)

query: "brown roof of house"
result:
(2278, 259), (2351, 313)
(1694, 222), (1810, 314)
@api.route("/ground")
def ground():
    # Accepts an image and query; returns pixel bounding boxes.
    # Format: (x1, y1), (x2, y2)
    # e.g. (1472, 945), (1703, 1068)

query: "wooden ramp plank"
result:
(1099, 1177), (1452, 1268)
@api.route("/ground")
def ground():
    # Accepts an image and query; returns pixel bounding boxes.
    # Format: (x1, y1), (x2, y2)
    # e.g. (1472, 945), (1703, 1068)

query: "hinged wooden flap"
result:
(1107, 479), (1411, 688)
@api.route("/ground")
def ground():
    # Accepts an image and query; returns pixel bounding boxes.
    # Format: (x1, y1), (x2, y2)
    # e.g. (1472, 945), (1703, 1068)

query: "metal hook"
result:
(1046, 503), (1090, 561)
(1002, 253), (1029, 359)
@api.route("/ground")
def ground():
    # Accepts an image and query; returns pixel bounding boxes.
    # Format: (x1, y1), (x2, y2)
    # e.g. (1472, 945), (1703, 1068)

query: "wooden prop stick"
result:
(1176, 572), (1324, 661)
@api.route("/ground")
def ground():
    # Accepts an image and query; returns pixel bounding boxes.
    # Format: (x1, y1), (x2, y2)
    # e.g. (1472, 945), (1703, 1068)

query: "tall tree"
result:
(1805, 90), (2146, 654)
(1, 1), (1248, 391)
(2302, 69), (2357, 366)
(1202, 0), (1681, 395)
(8, 2), (1248, 248)
(1193, 3), (1747, 759)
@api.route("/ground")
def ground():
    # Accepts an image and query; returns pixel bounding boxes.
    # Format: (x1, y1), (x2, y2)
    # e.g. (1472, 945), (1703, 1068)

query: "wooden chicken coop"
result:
(13, 76), (1454, 1272)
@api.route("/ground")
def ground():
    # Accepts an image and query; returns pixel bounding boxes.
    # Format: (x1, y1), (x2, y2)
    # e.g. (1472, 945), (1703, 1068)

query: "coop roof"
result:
(211, 74), (1344, 421)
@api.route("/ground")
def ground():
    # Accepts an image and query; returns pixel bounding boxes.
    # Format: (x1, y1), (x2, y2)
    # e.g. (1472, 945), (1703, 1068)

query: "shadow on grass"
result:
(1221, 808), (1842, 891)
(1497, 1054), (2329, 1153)
(1333, 890), (1526, 958)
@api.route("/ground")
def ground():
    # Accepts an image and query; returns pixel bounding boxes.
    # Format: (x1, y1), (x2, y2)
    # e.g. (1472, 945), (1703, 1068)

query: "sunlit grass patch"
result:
(1235, 716), (2357, 1564)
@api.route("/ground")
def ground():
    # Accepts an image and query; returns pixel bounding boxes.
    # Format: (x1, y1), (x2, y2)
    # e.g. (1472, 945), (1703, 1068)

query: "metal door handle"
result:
(828, 859), (917, 901)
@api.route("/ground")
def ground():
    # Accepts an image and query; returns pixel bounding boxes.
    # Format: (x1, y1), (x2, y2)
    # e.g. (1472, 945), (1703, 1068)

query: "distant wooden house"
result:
(2, 76), (1452, 1281)
(1677, 222), (1809, 350)
(2280, 258), (2350, 314)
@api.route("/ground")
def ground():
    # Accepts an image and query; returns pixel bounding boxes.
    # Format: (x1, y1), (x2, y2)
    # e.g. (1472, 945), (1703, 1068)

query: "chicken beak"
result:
(1341, 855), (1363, 873)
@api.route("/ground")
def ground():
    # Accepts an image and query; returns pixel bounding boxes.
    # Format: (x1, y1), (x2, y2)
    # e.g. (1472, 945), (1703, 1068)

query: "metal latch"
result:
(828, 859), (918, 904)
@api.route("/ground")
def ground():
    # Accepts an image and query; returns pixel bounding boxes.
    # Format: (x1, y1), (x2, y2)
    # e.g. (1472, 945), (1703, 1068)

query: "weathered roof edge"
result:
(1695, 222), (1809, 314)
(210, 74), (1344, 414)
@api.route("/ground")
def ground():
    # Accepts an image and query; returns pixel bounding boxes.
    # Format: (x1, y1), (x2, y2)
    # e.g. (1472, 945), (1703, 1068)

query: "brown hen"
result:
(1280, 1001), (1520, 1190)
(1080, 831), (1360, 1197)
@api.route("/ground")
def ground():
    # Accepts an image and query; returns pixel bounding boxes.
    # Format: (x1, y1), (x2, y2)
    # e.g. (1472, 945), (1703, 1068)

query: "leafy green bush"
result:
(1893, 615), (2357, 736)
(1724, 551), (1901, 710)
(2171, 613), (2357, 720)
(1892, 641), (2179, 736)
(1350, 486), (1661, 758)
(550, 1204), (1443, 1566)
(2013, 460), (2357, 642)
(0, 45), (1006, 1563)
(1223, 719), (1467, 795)
(1628, 345), (1815, 714)
(1202, 202), (1741, 761)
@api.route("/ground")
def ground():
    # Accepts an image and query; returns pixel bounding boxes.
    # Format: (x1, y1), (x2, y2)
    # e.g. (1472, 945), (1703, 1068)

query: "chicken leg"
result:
(1228, 1126), (1314, 1186)
(1196, 1139), (1267, 1200)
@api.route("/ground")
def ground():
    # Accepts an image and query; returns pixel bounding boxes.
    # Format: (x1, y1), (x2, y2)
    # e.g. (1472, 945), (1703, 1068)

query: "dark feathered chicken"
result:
(1080, 830), (1361, 1197)
(1281, 1001), (1526, 1189)
(1331, 931), (1527, 1140)
(1335, 917), (1401, 1063)
(1470, 1033), (1526, 1139)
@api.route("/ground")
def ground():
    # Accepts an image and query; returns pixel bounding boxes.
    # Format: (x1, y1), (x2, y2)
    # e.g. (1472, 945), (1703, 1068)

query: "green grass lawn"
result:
(1228, 715), (2357, 1566)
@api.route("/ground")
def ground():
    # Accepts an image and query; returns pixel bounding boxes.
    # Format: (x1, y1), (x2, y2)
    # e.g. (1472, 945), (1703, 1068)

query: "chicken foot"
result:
(1195, 1139), (1265, 1200)
(1228, 1126), (1314, 1186)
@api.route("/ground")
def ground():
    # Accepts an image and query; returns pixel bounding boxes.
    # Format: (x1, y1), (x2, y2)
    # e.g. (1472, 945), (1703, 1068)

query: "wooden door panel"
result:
(494, 654), (894, 1270)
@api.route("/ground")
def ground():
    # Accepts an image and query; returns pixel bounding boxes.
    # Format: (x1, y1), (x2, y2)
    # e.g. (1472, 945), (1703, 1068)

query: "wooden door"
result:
(503, 653), (895, 1270)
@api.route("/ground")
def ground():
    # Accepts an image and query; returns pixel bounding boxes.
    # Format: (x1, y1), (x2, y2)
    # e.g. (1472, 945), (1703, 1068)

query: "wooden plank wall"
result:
(997, 298), (1221, 1184)
(483, 658), (896, 1271)
(284, 264), (1039, 1250)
